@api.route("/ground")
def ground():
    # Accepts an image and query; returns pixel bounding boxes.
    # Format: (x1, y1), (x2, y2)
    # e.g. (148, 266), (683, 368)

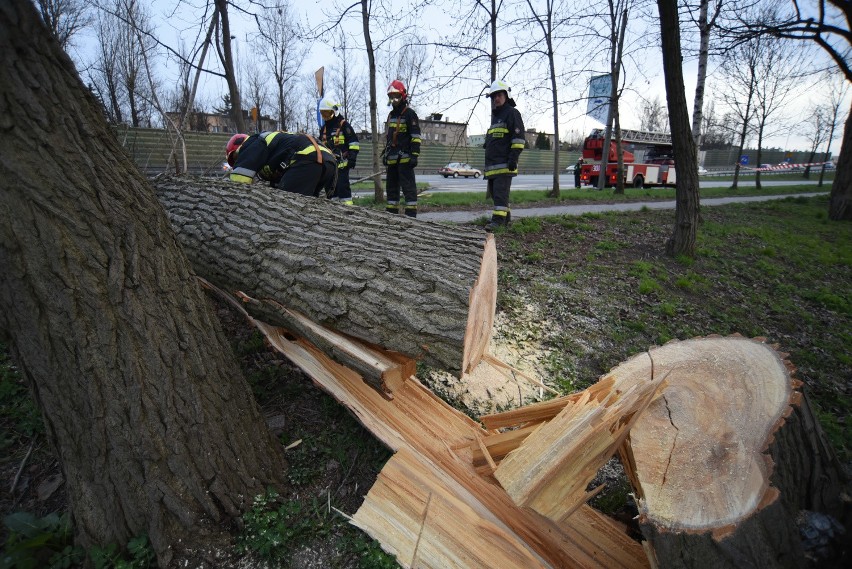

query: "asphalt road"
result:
(414, 174), (825, 193)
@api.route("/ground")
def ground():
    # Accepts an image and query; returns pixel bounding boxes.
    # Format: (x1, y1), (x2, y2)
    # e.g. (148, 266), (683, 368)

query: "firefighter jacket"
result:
(319, 115), (360, 169)
(484, 100), (525, 178)
(384, 106), (421, 166)
(230, 131), (334, 184)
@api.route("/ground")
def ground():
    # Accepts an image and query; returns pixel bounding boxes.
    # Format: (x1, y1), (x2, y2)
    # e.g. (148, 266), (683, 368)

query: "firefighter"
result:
(383, 80), (421, 218)
(483, 79), (525, 231)
(226, 131), (337, 198)
(575, 157), (584, 189)
(318, 97), (360, 205)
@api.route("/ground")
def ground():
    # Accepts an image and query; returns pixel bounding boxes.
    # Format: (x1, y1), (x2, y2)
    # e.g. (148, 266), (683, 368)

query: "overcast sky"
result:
(67, 0), (848, 156)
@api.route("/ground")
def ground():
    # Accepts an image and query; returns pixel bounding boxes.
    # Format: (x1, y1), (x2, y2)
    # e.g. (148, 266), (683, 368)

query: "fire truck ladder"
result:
(589, 128), (672, 145)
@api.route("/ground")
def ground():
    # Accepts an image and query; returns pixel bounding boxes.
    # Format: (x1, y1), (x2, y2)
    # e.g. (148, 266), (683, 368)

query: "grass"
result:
(493, 194), (851, 463)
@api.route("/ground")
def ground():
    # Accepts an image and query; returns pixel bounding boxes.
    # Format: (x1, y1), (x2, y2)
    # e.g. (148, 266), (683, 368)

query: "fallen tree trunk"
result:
(154, 176), (496, 376)
(613, 336), (846, 569)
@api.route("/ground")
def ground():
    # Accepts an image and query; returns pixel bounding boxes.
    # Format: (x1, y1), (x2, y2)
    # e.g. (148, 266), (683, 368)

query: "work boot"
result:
(404, 205), (417, 218)
(485, 213), (508, 232)
(385, 205), (400, 215)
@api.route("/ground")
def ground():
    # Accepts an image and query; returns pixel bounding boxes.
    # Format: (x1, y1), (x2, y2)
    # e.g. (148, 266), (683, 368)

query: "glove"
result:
(508, 160), (517, 172)
(348, 157), (357, 170)
(409, 155), (418, 168)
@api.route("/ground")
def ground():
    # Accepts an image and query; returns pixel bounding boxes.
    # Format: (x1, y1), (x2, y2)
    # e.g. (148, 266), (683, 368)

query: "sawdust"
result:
(424, 308), (556, 418)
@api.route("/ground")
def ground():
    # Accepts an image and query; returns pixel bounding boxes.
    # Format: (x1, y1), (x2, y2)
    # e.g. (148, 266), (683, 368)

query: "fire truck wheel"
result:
(634, 175), (644, 189)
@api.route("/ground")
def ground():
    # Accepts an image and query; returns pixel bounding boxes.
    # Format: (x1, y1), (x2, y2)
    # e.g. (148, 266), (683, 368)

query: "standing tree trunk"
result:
(828, 101), (852, 220)
(215, 0), (245, 133)
(362, 0), (384, 202)
(0, 1), (287, 564)
(658, 0), (700, 257)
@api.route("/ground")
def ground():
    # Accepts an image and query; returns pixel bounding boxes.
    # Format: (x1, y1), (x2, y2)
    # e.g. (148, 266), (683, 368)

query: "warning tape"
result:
(739, 161), (833, 172)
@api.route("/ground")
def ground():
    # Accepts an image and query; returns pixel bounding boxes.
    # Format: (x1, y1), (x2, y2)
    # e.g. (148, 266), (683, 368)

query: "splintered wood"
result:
(354, 448), (549, 568)
(246, 318), (648, 569)
(481, 365), (667, 523)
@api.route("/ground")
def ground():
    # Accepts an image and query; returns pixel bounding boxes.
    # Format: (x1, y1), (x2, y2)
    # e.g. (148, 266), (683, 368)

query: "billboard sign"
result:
(587, 74), (611, 125)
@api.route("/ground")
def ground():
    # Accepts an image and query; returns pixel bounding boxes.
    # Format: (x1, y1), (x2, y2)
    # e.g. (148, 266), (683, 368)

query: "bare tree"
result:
(684, 0), (724, 148)
(717, 0), (851, 218)
(35, 0), (91, 50)
(243, 65), (271, 134)
(517, 0), (575, 197)
(658, 0), (700, 256)
(116, 0), (154, 128)
(1, 2), (288, 564)
(597, 2), (630, 193)
(328, 34), (369, 131)
(255, 0), (304, 131)
(213, 0), (244, 132)
(801, 103), (832, 178)
(717, 34), (761, 190)
(750, 34), (806, 190)
(88, 11), (125, 124)
(817, 72), (850, 187)
(639, 95), (669, 132)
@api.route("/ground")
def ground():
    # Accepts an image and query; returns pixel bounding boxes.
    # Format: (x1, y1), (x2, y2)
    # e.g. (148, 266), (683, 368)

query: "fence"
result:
(113, 126), (825, 177)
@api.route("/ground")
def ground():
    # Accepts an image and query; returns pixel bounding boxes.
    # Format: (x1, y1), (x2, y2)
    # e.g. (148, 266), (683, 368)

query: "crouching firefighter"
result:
(483, 79), (525, 231)
(318, 97), (360, 205)
(226, 131), (338, 198)
(383, 80), (421, 218)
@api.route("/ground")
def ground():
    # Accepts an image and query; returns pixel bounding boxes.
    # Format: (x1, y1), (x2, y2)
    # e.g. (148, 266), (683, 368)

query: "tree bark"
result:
(658, 0), (699, 257)
(615, 336), (846, 569)
(153, 177), (497, 375)
(0, 1), (287, 564)
(828, 101), (852, 220)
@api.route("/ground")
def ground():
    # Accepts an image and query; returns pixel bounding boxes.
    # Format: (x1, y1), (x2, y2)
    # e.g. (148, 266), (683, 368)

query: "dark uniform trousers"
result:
(277, 154), (338, 198)
(386, 163), (417, 206)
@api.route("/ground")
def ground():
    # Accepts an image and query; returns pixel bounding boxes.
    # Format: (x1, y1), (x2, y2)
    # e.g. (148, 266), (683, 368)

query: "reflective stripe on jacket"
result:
(484, 101), (525, 179)
(320, 116), (360, 169)
(384, 106), (421, 163)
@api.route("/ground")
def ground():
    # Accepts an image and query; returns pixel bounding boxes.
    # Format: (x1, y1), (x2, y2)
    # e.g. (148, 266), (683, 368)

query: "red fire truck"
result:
(579, 128), (675, 189)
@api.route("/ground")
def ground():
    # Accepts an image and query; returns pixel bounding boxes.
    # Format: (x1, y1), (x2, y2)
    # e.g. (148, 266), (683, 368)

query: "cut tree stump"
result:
(613, 335), (846, 569)
(154, 176), (496, 377)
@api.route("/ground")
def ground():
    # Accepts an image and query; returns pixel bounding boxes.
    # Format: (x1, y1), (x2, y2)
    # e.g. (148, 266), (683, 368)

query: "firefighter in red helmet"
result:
(225, 131), (338, 198)
(383, 80), (421, 218)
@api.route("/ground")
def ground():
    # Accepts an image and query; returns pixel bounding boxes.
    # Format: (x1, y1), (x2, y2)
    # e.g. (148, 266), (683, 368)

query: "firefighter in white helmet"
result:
(483, 79), (525, 231)
(318, 96), (360, 205)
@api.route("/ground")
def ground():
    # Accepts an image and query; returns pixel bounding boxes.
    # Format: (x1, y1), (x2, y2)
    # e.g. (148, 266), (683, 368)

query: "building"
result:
(418, 113), (468, 146)
(523, 129), (555, 149)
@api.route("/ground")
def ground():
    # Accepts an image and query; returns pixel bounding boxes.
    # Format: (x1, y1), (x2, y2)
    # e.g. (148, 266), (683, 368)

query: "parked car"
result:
(698, 166), (708, 175)
(439, 162), (482, 178)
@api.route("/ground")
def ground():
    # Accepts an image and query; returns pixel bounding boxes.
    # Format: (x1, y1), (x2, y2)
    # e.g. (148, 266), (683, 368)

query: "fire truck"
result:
(579, 128), (675, 189)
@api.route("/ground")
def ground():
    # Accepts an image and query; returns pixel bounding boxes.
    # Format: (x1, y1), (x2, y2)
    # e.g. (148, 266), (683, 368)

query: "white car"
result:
(698, 166), (707, 175)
